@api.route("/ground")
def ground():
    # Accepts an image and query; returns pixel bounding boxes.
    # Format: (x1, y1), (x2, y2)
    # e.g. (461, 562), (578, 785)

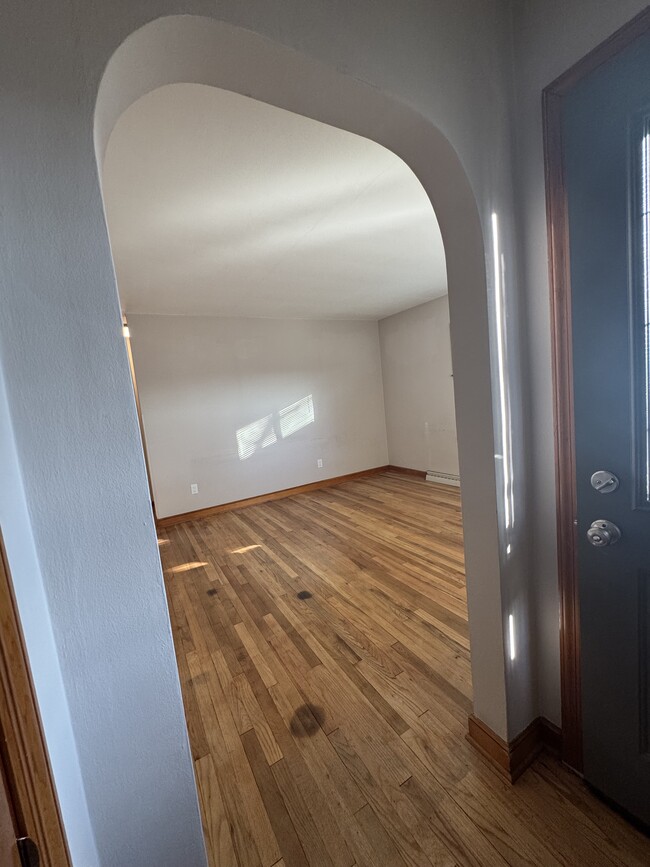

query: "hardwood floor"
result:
(160, 471), (650, 867)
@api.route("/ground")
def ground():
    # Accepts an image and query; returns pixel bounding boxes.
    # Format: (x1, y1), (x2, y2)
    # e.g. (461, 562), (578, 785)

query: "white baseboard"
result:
(425, 471), (460, 487)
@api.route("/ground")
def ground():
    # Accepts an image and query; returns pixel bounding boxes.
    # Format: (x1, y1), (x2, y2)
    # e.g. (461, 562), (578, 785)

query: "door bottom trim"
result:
(467, 714), (562, 782)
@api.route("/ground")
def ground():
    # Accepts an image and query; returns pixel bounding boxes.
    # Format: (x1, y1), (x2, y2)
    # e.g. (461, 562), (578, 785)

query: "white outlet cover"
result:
(190, 483), (199, 495)
(317, 459), (323, 468)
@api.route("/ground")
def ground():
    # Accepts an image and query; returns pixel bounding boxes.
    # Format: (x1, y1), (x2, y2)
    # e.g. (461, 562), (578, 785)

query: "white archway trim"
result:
(96, 15), (508, 738)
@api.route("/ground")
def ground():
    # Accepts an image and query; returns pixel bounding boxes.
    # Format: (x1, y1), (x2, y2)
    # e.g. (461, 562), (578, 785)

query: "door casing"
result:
(543, 5), (650, 773)
(0, 531), (71, 866)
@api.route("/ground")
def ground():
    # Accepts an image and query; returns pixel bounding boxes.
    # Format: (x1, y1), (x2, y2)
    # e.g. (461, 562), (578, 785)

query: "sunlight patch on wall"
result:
(236, 395), (314, 460)
(279, 394), (314, 439)
(236, 413), (277, 460)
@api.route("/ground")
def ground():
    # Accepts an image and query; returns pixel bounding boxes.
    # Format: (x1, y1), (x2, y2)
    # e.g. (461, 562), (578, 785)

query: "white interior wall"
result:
(512, 0), (650, 726)
(128, 314), (389, 518)
(379, 296), (458, 475)
(0, 368), (99, 864)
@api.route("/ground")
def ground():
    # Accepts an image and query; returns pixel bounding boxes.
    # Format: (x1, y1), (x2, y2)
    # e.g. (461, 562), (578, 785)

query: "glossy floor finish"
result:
(160, 472), (650, 866)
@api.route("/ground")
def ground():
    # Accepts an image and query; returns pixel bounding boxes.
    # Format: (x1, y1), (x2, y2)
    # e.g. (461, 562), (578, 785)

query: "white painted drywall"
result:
(0, 10), (209, 861)
(512, 0), (649, 726)
(0, 370), (98, 864)
(129, 315), (389, 518)
(379, 297), (459, 475)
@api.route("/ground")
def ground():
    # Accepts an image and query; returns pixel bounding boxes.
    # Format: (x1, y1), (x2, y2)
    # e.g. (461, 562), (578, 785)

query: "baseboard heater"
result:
(425, 470), (460, 487)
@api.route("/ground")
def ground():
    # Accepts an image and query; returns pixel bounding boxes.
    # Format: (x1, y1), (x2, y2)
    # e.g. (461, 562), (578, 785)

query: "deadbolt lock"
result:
(590, 470), (619, 494)
(587, 519), (621, 547)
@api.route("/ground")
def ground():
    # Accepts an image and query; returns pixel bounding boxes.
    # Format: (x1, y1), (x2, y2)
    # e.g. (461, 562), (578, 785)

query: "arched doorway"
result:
(96, 15), (507, 747)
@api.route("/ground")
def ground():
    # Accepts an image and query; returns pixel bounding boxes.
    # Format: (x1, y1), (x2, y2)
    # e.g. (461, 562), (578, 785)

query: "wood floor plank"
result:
(270, 757), (338, 867)
(161, 472), (650, 867)
(327, 727), (440, 867)
(241, 729), (308, 867)
(231, 671), (283, 765)
(188, 651), (281, 866)
(265, 679), (356, 867)
(353, 803), (409, 867)
(195, 754), (238, 867)
(399, 773), (508, 867)
(234, 621), (279, 689)
(266, 672), (368, 816)
(187, 653), (263, 867)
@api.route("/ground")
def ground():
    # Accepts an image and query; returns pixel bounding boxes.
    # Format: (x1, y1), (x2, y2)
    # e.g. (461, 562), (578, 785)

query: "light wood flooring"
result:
(160, 471), (650, 866)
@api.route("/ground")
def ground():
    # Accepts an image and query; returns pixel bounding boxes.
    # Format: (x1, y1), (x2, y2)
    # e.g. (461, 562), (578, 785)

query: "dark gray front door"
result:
(564, 29), (650, 825)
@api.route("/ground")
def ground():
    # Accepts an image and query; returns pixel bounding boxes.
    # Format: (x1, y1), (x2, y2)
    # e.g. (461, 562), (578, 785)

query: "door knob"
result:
(587, 519), (621, 547)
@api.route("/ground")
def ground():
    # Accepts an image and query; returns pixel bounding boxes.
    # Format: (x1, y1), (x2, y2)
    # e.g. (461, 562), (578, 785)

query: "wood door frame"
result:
(0, 530), (71, 866)
(543, 5), (650, 772)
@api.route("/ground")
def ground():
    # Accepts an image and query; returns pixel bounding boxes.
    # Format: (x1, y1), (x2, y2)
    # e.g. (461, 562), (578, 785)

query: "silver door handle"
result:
(587, 519), (621, 547)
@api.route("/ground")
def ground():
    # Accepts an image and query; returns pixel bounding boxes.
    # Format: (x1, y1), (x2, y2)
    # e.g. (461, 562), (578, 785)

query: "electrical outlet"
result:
(317, 459), (323, 468)
(190, 483), (199, 495)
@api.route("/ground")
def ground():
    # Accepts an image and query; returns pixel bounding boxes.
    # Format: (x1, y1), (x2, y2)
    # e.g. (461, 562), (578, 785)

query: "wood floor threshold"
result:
(467, 714), (563, 783)
(156, 465), (389, 527)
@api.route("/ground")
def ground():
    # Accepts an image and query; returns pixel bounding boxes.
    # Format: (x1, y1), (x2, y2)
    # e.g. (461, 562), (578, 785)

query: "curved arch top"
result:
(95, 16), (479, 263)
(96, 14), (508, 738)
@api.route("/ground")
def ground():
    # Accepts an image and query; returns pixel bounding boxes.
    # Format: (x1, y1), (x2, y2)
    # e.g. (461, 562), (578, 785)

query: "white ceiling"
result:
(102, 84), (447, 320)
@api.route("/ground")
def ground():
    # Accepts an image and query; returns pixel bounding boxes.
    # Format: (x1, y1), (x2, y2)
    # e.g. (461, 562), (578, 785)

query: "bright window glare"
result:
(279, 394), (315, 439)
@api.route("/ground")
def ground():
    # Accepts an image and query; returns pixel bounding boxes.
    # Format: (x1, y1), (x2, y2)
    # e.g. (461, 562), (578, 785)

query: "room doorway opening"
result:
(94, 13), (533, 864)
(102, 82), (459, 522)
(100, 79), (472, 864)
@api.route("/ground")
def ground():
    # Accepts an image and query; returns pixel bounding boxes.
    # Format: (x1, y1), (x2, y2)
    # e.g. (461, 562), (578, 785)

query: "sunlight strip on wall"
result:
(508, 613), (516, 662)
(491, 212), (515, 532)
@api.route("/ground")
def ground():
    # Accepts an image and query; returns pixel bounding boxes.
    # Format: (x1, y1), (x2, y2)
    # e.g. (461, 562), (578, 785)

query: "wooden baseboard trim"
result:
(156, 465), (390, 528)
(539, 717), (563, 755)
(467, 715), (512, 780)
(467, 714), (562, 783)
(385, 465), (427, 479)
